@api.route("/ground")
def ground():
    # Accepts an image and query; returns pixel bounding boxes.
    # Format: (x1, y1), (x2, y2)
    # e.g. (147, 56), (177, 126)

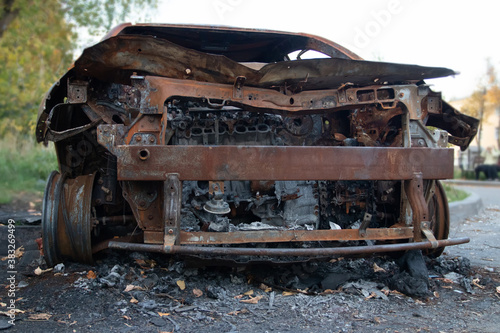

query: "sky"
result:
(145, 0), (500, 101)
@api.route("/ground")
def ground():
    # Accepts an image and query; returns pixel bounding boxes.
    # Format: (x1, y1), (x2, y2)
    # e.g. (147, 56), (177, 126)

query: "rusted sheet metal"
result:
(102, 145), (453, 181)
(139, 76), (423, 117)
(179, 228), (414, 245)
(109, 23), (363, 61)
(164, 174), (182, 248)
(75, 35), (257, 86)
(405, 173), (428, 242)
(106, 237), (470, 257)
(427, 100), (479, 151)
(74, 35), (456, 90)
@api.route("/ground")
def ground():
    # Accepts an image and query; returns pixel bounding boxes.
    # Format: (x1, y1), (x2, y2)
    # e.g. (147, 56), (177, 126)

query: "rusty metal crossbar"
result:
(106, 237), (470, 257)
(179, 228), (414, 245)
(106, 145), (453, 181)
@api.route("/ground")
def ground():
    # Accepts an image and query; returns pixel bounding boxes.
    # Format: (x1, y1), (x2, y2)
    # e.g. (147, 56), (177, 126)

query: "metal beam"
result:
(179, 227), (414, 245)
(111, 145), (453, 181)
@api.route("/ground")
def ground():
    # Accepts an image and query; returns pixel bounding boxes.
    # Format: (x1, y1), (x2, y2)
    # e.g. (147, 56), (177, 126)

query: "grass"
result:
(442, 183), (469, 203)
(0, 135), (57, 204)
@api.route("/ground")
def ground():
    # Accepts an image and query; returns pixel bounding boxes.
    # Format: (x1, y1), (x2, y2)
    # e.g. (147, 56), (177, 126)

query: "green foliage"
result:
(0, 0), (158, 138)
(442, 183), (469, 203)
(0, 0), (75, 137)
(62, 0), (157, 36)
(0, 0), (158, 204)
(0, 134), (58, 204)
(460, 60), (500, 149)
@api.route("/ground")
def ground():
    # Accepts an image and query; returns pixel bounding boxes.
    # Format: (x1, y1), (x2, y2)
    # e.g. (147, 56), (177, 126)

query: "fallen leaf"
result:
(233, 294), (243, 299)
(227, 309), (248, 316)
(122, 315), (131, 320)
(243, 290), (254, 296)
(192, 288), (203, 297)
(135, 259), (146, 266)
(472, 278), (485, 289)
(282, 291), (296, 296)
(496, 286), (500, 294)
(433, 291), (440, 298)
(373, 263), (386, 273)
(240, 295), (263, 304)
(124, 284), (145, 292)
(0, 309), (25, 316)
(145, 259), (157, 268)
(35, 238), (43, 254)
(87, 271), (96, 279)
(130, 297), (139, 304)
(389, 290), (405, 296)
(176, 280), (186, 290)
(415, 299), (425, 305)
(373, 316), (381, 324)
(259, 283), (272, 292)
(2, 247), (25, 261)
(34, 267), (53, 275)
(158, 312), (170, 317)
(29, 313), (52, 320)
(15, 246), (24, 259)
(365, 292), (377, 300)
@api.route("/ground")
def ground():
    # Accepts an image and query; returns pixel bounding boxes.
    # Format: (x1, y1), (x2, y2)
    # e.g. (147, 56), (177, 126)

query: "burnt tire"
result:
(423, 180), (450, 257)
(42, 171), (96, 266)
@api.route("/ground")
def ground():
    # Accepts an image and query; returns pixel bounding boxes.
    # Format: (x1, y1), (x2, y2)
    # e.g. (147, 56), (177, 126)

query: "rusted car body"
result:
(37, 24), (478, 266)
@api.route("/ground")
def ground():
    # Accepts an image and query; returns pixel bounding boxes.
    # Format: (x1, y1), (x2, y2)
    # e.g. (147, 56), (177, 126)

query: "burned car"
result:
(36, 24), (478, 266)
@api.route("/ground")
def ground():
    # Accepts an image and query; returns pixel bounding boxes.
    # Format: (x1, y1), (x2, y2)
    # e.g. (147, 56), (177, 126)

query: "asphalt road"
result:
(447, 184), (500, 269)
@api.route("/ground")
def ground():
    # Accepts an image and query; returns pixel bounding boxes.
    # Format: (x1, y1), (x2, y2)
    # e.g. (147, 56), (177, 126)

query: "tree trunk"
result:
(0, 0), (19, 39)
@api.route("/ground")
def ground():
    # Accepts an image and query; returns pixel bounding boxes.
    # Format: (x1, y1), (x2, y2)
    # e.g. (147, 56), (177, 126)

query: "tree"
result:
(461, 60), (500, 152)
(0, 0), (157, 137)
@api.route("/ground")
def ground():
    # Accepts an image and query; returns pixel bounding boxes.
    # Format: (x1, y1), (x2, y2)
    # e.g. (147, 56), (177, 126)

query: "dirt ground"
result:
(0, 192), (499, 333)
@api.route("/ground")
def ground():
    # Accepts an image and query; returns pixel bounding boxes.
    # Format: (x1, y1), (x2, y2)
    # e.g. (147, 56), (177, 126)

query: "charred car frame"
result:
(37, 24), (478, 266)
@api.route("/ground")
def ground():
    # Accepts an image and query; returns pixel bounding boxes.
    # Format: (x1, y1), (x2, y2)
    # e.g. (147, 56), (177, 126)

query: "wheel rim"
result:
(424, 181), (450, 257)
(42, 171), (62, 267)
(42, 171), (96, 266)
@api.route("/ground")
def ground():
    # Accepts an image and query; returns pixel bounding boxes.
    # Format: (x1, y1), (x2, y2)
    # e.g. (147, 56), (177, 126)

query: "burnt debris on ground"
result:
(1, 243), (499, 333)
